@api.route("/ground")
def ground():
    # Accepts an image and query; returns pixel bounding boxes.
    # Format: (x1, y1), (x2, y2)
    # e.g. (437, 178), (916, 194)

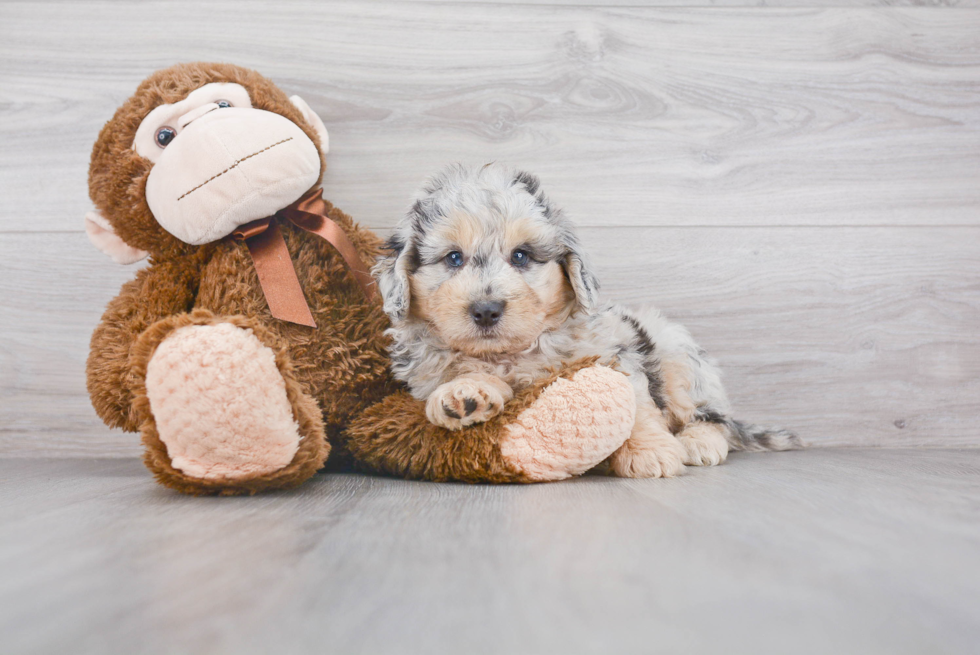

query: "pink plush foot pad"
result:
(500, 366), (636, 481)
(145, 323), (301, 480)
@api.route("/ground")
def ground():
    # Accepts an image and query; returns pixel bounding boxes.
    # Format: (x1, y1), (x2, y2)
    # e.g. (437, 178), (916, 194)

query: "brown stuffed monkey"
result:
(84, 62), (635, 495)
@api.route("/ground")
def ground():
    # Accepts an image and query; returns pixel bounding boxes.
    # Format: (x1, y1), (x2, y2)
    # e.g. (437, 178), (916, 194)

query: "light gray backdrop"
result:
(2, 0), (979, 456)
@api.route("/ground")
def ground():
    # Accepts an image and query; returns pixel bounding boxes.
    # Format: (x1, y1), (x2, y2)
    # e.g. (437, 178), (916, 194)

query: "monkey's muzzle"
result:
(145, 107), (321, 245)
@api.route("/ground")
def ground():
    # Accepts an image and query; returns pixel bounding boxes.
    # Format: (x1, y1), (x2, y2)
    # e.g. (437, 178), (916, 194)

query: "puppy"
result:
(374, 163), (800, 478)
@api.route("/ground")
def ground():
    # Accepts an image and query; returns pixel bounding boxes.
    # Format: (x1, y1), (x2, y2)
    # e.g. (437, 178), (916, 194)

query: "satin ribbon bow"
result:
(233, 188), (376, 328)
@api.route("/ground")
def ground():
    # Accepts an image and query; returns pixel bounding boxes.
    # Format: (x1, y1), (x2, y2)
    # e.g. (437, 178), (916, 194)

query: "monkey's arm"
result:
(87, 260), (200, 432)
(343, 359), (635, 483)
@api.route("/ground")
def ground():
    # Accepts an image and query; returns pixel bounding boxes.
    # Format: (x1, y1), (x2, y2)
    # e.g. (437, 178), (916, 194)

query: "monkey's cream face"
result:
(132, 82), (326, 245)
(408, 209), (576, 356)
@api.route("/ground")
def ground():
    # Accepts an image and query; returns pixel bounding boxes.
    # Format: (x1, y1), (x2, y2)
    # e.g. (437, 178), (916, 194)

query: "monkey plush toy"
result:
(84, 62), (636, 495)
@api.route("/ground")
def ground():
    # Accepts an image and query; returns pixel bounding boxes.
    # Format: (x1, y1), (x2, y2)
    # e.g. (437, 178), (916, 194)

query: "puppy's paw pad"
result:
(426, 378), (505, 430)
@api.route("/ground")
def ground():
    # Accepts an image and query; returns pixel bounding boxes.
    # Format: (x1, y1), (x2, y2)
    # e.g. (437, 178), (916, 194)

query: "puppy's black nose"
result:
(469, 300), (505, 328)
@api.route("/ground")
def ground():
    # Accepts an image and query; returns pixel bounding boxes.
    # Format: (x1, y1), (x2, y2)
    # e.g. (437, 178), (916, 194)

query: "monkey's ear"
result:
(289, 95), (329, 155)
(84, 210), (148, 265)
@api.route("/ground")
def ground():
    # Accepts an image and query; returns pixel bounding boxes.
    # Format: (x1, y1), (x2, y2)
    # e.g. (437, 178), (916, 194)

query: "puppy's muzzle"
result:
(469, 300), (506, 328)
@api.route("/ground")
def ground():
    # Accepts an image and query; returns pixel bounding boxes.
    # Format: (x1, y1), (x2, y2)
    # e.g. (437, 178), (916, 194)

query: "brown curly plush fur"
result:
(345, 357), (602, 484)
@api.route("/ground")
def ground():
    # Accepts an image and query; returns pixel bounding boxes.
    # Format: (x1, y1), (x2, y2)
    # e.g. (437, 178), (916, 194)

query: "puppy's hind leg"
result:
(609, 397), (686, 478)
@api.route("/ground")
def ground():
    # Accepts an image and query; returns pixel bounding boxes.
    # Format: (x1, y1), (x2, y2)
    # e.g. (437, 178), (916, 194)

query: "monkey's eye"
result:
(511, 249), (529, 267)
(215, 99), (232, 109)
(445, 251), (464, 268)
(155, 126), (176, 148)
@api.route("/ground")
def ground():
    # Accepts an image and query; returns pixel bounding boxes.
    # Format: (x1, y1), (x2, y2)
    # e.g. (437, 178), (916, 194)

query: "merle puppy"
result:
(374, 163), (799, 477)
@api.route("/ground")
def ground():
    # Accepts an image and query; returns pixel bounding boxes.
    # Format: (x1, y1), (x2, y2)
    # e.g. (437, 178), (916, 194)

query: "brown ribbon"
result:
(233, 188), (376, 328)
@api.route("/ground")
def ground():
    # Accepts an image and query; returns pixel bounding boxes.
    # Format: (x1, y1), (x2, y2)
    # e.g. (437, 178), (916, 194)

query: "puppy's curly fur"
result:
(375, 163), (801, 477)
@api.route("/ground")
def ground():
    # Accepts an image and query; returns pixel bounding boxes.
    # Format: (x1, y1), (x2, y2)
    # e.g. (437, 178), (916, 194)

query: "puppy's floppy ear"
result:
(521, 172), (599, 315)
(559, 232), (600, 315)
(373, 232), (414, 321)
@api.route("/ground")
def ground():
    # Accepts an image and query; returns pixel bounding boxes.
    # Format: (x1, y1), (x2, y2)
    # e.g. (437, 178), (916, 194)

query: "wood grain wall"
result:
(1, 1), (978, 456)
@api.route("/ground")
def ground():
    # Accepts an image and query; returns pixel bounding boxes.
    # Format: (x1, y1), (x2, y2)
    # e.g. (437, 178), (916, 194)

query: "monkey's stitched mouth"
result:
(176, 137), (294, 201)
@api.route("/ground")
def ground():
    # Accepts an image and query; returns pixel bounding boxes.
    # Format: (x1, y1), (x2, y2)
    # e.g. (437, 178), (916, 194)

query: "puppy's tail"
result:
(723, 419), (804, 452)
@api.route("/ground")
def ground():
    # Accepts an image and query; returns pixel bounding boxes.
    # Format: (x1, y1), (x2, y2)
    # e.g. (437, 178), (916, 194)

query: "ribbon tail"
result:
(285, 189), (377, 301)
(242, 220), (317, 328)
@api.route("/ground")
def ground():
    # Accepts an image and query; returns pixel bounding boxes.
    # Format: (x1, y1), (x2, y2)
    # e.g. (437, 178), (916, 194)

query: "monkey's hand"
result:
(425, 375), (514, 431)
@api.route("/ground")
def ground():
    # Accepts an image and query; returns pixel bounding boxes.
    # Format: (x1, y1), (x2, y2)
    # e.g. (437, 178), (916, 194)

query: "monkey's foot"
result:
(145, 322), (303, 481)
(499, 366), (636, 481)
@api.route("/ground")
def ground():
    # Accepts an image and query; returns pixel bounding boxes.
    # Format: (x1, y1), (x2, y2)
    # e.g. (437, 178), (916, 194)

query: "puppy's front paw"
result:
(426, 377), (507, 431)
(677, 423), (729, 467)
(609, 437), (686, 478)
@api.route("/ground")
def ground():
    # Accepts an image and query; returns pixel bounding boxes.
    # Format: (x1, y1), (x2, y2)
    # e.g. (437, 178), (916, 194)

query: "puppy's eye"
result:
(215, 99), (232, 109)
(511, 249), (530, 267)
(445, 251), (464, 268)
(155, 126), (177, 148)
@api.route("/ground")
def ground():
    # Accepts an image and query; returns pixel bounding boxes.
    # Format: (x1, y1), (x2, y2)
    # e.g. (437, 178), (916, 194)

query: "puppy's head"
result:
(375, 163), (599, 356)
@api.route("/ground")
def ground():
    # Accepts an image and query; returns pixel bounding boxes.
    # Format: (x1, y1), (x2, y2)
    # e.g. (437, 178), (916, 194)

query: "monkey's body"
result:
(87, 208), (401, 492)
(192, 215), (394, 441)
(83, 62), (637, 494)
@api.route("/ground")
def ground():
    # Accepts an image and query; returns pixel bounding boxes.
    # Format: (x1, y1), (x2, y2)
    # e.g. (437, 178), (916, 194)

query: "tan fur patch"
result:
(540, 263), (577, 330)
(442, 210), (483, 249)
(660, 359), (697, 433)
(503, 217), (546, 251)
(410, 270), (483, 349)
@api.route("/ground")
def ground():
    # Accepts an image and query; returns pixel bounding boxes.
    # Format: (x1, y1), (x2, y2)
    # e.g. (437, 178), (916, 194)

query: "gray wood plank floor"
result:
(1, 450), (978, 654)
